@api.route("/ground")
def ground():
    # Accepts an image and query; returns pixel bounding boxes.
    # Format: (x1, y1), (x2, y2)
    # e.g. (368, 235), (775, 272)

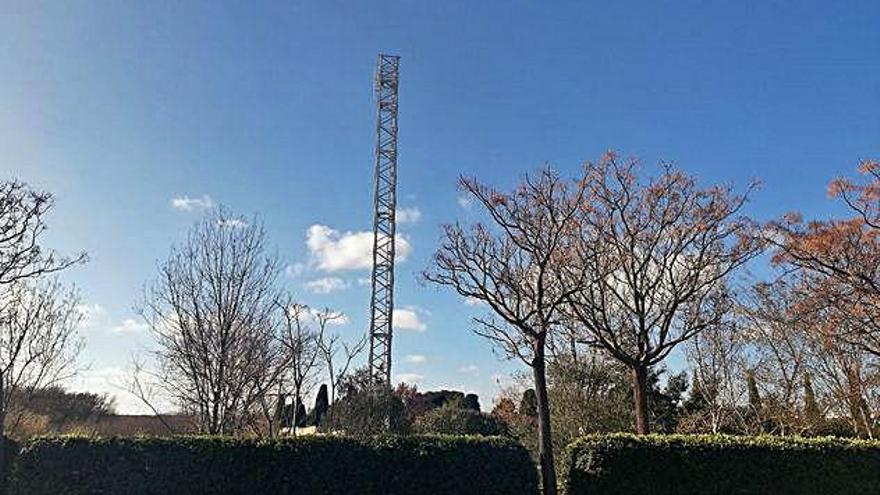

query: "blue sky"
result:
(2, 1), (879, 413)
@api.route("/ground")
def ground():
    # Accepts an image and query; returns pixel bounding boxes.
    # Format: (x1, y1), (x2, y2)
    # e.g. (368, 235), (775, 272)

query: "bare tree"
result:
(683, 316), (749, 434)
(806, 326), (880, 438)
(738, 281), (813, 435)
(735, 277), (880, 437)
(0, 180), (85, 471)
(139, 208), (286, 434)
(314, 307), (365, 425)
(0, 181), (86, 287)
(0, 180), (87, 426)
(274, 296), (322, 435)
(564, 153), (763, 434)
(425, 168), (584, 495)
(126, 358), (179, 435)
(0, 279), (84, 434)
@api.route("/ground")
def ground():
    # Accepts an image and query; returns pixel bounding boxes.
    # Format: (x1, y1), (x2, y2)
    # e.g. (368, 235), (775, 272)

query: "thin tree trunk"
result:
(631, 364), (650, 435)
(0, 369), (6, 487)
(532, 338), (557, 495)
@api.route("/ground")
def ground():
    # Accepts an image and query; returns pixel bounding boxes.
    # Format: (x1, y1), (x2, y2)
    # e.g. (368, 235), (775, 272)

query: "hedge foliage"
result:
(565, 433), (880, 495)
(11, 434), (536, 495)
(1, 437), (18, 495)
(415, 406), (510, 437)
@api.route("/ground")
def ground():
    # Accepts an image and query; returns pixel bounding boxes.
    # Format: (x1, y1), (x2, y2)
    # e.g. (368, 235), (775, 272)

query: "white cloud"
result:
(68, 366), (175, 415)
(305, 277), (351, 294)
(357, 277), (372, 286)
(325, 312), (350, 325)
(395, 373), (425, 385)
(216, 218), (248, 229)
(170, 195), (215, 211)
(458, 364), (480, 375)
(68, 366), (127, 400)
(404, 354), (427, 364)
(396, 207), (422, 225)
(76, 303), (108, 328)
(464, 297), (485, 307)
(300, 307), (350, 326)
(457, 195), (472, 209)
(112, 318), (148, 334)
(306, 224), (412, 272)
(393, 307), (427, 332)
(76, 305), (149, 336)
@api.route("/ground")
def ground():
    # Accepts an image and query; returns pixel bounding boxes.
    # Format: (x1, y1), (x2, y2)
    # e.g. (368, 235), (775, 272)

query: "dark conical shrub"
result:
(519, 389), (538, 418)
(295, 402), (308, 428)
(313, 384), (329, 426)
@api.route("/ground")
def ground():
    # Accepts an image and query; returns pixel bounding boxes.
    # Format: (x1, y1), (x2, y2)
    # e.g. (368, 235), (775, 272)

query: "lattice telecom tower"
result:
(367, 54), (400, 387)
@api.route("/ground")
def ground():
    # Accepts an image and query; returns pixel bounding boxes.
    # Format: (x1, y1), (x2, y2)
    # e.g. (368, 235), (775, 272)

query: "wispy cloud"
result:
(170, 195), (215, 211)
(76, 303), (108, 329)
(457, 195), (472, 209)
(67, 366), (173, 415)
(458, 364), (480, 375)
(404, 354), (427, 364)
(112, 318), (148, 334)
(285, 263), (307, 278)
(305, 277), (351, 294)
(396, 373), (425, 385)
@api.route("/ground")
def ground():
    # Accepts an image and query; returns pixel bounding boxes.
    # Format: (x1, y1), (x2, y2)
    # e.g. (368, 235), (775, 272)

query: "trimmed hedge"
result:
(565, 433), (880, 495)
(12, 434), (536, 495)
(1, 437), (18, 495)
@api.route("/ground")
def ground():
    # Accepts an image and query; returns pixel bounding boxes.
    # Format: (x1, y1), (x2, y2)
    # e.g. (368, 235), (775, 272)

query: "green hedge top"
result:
(565, 433), (880, 495)
(12, 434), (537, 495)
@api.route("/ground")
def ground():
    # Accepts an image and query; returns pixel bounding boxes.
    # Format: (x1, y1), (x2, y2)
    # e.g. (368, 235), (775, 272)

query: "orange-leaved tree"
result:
(564, 153), (763, 434)
(770, 159), (880, 357)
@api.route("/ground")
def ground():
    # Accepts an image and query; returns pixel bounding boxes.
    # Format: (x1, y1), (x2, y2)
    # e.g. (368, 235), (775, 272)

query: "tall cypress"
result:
(313, 384), (329, 427)
(803, 373), (823, 431)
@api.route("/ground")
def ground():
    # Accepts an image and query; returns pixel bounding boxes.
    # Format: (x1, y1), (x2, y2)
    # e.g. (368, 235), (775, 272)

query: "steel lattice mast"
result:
(367, 54), (400, 387)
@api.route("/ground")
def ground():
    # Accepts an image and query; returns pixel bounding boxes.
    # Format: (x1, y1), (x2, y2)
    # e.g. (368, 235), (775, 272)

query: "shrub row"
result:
(9, 434), (536, 495)
(565, 433), (880, 495)
(1, 437), (17, 495)
(12, 432), (880, 495)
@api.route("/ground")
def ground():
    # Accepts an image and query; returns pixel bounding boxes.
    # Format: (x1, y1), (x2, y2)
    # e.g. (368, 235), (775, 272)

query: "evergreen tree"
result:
(295, 402), (308, 428)
(684, 375), (709, 414)
(803, 373), (823, 432)
(463, 393), (481, 411)
(746, 370), (764, 432)
(313, 384), (329, 426)
(747, 371), (762, 413)
(519, 389), (538, 418)
(648, 370), (688, 433)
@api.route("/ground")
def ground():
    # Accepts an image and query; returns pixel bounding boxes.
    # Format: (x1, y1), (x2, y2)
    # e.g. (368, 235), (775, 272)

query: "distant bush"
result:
(415, 405), (509, 437)
(12, 434), (535, 495)
(565, 433), (880, 495)
(325, 368), (411, 435)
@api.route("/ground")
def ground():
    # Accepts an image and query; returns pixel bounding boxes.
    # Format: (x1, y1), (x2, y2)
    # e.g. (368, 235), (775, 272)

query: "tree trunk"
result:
(0, 369), (5, 486)
(631, 364), (650, 435)
(532, 338), (557, 495)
